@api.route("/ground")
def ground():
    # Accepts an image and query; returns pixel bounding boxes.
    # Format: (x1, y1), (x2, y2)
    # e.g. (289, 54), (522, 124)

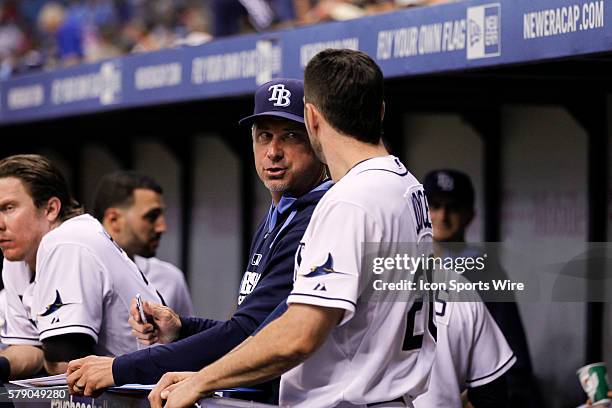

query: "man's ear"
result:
(304, 103), (320, 134)
(381, 101), (386, 122)
(45, 197), (62, 222)
(103, 208), (123, 233)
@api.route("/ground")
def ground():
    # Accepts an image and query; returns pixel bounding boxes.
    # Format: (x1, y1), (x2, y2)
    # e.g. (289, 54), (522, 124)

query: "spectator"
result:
(0, 1), (28, 79)
(37, 2), (84, 67)
(130, 21), (175, 53)
(210, 0), (295, 37)
(85, 23), (123, 61)
(18, 0), (47, 28)
(172, 5), (212, 47)
(395, 0), (459, 7)
(307, 1), (366, 22)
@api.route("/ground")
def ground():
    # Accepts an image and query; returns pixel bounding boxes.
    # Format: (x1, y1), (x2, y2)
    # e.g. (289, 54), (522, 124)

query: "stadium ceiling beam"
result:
(156, 136), (193, 275)
(159, 136), (190, 163)
(101, 140), (134, 170)
(0, 140), (32, 159)
(36, 144), (82, 199)
(215, 128), (254, 265)
(462, 109), (501, 242)
(566, 95), (607, 138)
(566, 95), (608, 365)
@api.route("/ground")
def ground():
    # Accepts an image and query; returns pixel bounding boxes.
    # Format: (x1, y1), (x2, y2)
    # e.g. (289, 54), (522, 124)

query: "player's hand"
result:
(129, 298), (181, 345)
(460, 390), (474, 408)
(148, 371), (203, 408)
(586, 390), (612, 406)
(66, 356), (115, 397)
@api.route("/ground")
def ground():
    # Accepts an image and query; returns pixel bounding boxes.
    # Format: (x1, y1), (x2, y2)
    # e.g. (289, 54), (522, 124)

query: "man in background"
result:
(210, 0), (296, 36)
(92, 171), (193, 316)
(424, 168), (542, 407)
(37, 2), (83, 67)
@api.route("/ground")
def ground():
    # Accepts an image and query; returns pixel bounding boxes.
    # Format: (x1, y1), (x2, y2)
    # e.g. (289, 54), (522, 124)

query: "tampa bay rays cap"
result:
(239, 78), (304, 126)
(423, 169), (475, 209)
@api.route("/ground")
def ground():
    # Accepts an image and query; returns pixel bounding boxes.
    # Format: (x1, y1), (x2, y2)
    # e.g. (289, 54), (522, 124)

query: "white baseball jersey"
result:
(1, 214), (161, 356)
(282, 156), (436, 408)
(0, 290), (7, 349)
(413, 273), (516, 407)
(134, 255), (193, 316)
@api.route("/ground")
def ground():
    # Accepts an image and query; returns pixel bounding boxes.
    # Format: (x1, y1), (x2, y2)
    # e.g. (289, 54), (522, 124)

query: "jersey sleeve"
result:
(1, 266), (40, 346)
(464, 300), (517, 388)
(32, 244), (106, 343)
(288, 200), (379, 326)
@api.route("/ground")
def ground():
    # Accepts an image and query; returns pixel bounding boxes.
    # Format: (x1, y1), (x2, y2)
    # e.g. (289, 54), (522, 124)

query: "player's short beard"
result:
(264, 180), (290, 193)
(140, 242), (157, 258)
(124, 227), (158, 259)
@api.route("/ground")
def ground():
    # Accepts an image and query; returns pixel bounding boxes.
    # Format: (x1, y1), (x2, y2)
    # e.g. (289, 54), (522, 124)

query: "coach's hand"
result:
(129, 298), (181, 345)
(148, 371), (202, 408)
(66, 356), (115, 397)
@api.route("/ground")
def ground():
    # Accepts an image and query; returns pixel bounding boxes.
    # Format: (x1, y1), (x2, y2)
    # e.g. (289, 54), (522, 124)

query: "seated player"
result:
(0, 154), (162, 381)
(92, 171), (193, 316)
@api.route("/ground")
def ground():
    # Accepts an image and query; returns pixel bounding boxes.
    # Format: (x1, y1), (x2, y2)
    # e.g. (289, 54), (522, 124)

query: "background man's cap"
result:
(423, 169), (475, 209)
(239, 78), (304, 126)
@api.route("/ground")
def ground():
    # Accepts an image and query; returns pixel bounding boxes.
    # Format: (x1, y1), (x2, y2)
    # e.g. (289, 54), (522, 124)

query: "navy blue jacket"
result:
(112, 181), (331, 386)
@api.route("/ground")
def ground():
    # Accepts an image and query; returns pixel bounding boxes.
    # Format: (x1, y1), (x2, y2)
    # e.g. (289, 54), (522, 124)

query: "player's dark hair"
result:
(0, 154), (84, 221)
(304, 49), (384, 144)
(92, 170), (163, 221)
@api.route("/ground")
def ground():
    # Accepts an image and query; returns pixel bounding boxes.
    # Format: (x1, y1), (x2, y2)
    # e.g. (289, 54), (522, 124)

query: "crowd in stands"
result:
(0, 0), (458, 79)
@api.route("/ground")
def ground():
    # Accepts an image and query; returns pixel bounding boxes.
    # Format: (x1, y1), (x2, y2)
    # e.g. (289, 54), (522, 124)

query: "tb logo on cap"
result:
(268, 84), (291, 107)
(437, 172), (454, 191)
